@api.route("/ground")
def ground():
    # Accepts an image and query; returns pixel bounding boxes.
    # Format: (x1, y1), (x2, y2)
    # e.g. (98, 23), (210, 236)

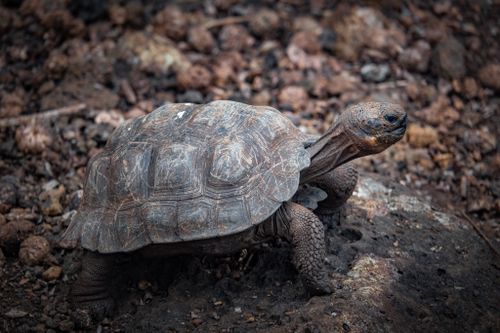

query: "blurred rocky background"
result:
(0, 0), (498, 332)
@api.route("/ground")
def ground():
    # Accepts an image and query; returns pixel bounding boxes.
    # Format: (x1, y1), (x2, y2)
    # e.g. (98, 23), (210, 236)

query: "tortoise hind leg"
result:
(285, 203), (332, 295)
(71, 251), (116, 321)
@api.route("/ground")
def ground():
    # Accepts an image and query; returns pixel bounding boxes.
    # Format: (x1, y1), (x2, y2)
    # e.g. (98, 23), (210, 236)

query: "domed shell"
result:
(61, 101), (311, 253)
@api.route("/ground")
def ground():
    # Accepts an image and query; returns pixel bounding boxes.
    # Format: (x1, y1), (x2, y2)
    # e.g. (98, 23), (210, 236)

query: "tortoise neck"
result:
(300, 123), (360, 184)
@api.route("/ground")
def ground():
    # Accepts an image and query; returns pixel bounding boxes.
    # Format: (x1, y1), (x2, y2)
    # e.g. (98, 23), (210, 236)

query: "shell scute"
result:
(152, 143), (202, 198)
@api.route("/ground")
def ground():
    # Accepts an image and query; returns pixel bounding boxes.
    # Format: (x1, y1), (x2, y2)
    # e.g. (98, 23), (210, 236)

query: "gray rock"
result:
(360, 64), (390, 82)
(433, 36), (466, 79)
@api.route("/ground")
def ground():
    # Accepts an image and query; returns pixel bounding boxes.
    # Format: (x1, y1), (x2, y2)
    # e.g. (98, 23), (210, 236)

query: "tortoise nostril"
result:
(384, 114), (398, 124)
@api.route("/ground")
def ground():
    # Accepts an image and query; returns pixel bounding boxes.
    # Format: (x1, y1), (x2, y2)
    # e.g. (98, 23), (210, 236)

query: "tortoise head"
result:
(340, 102), (407, 155)
(300, 101), (407, 184)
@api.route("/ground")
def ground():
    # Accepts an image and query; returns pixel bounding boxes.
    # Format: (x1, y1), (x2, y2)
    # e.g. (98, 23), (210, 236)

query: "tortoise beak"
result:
(389, 114), (407, 136)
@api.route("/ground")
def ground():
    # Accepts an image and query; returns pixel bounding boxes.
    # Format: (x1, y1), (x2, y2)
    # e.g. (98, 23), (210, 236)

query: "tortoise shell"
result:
(61, 101), (311, 253)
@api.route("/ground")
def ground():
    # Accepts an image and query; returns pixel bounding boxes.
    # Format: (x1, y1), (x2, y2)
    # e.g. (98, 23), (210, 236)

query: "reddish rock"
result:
(293, 16), (322, 34)
(333, 7), (405, 61)
(406, 124), (439, 148)
(250, 91), (271, 106)
(15, 124), (53, 154)
(327, 72), (360, 95)
(398, 40), (431, 72)
(18, 236), (50, 265)
(0, 220), (35, 251)
(212, 51), (245, 86)
(94, 110), (125, 128)
(177, 65), (213, 90)
(249, 9), (280, 36)
(278, 86), (308, 111)
(120, 31), (191, 75)
(432, 36), (466, 79)
(219, 25), (254, 51)
(108, 4), (126, 25)
(42, 265), (62, 281)
(188, 26), (215, 53)
(153, 6), (188, 41)
(290, 31), (322, 54)
(0, 89), (25, 118)
(478, 63), (500, 91)
(462, 77), (479, 98)
(39, 185), (65, 216)
(44, 50), (68, 78)
(416, 95), (459, 126)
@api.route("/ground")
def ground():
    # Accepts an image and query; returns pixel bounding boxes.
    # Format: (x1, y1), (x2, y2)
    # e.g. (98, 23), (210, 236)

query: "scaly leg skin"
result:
(286, 202), (332, 296)
(71, 251), (116, 326)
(312, 163), (358, 228)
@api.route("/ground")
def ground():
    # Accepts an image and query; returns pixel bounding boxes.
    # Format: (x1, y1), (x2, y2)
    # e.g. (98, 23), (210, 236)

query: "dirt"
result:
(0, 0), (499, 332)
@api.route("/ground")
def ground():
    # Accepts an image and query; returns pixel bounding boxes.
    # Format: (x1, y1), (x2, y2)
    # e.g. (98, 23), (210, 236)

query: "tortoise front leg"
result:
(284, 202), (332, 295)
(312, 162), (358, 228)
(71, 251), (116, 321)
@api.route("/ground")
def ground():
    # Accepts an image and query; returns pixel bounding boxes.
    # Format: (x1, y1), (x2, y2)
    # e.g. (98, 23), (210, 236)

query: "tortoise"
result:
(60, 100), (407, 317)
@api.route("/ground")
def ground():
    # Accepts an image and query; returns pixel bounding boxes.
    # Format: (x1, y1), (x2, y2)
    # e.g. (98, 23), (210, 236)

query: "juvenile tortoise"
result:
(60, 100), (407, 317)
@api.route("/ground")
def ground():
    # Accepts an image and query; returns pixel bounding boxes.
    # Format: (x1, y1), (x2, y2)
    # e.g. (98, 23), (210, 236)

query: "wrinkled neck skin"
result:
(300, 122), (361, 184)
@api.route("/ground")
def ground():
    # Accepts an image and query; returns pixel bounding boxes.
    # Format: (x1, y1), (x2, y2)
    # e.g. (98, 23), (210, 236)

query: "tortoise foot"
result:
(316, 206), (346, 229)
(304, 278), (333, 296)
(72, 298), (115, 328)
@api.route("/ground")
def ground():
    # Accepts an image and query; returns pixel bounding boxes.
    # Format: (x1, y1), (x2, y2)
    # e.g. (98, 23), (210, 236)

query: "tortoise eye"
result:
(384, 114), (398, 124)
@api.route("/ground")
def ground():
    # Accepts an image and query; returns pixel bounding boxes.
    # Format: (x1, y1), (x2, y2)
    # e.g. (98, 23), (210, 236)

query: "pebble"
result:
(0, 88), (25, 118)
(432, 36), (465, 79)
(42, 265), (62, 281)
(176, 90), (204, 104)
(0, 177), (17, 214)
(478, 63), (500, 91)
(42, 180), (59, 192)
(244, 313), (256, 322)
(290, 31), (322, 54)
(177, 65), (213, 90)
(406, 124), (439, 148)
(219, 25), (254, 51)
(398, 40), (431, 72)
(18, 235), (50, 265)
(121, 31), (191, 74)
(108, 4), (126, 25)
(462, 77), (479, 98)
(187, 26), (215, 53)
(153, 6), (187, 41)
(192, 318), (203, 326)
(327, 72), (360, 95)
(4, 308), (28, 318)
(58, 319), (74, 332)
(39, 185), (65, 216)
(94, 110), (124, 129)
(0, 220), (35, 251)
(250, 90), (271, 106)
(15, 123), (53, 154)
(138, 279), (151, 290)
(278, 86), (308, 111)
(360, 64), (390, 82)
(249, 9), (280, 36)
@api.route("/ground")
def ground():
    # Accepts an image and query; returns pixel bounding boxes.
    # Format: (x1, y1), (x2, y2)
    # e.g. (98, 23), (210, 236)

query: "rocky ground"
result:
(0, 0), (499, 332)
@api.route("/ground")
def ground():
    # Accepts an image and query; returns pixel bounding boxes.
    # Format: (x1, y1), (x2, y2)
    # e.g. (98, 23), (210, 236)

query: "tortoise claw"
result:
(72, 298), (115, 328)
